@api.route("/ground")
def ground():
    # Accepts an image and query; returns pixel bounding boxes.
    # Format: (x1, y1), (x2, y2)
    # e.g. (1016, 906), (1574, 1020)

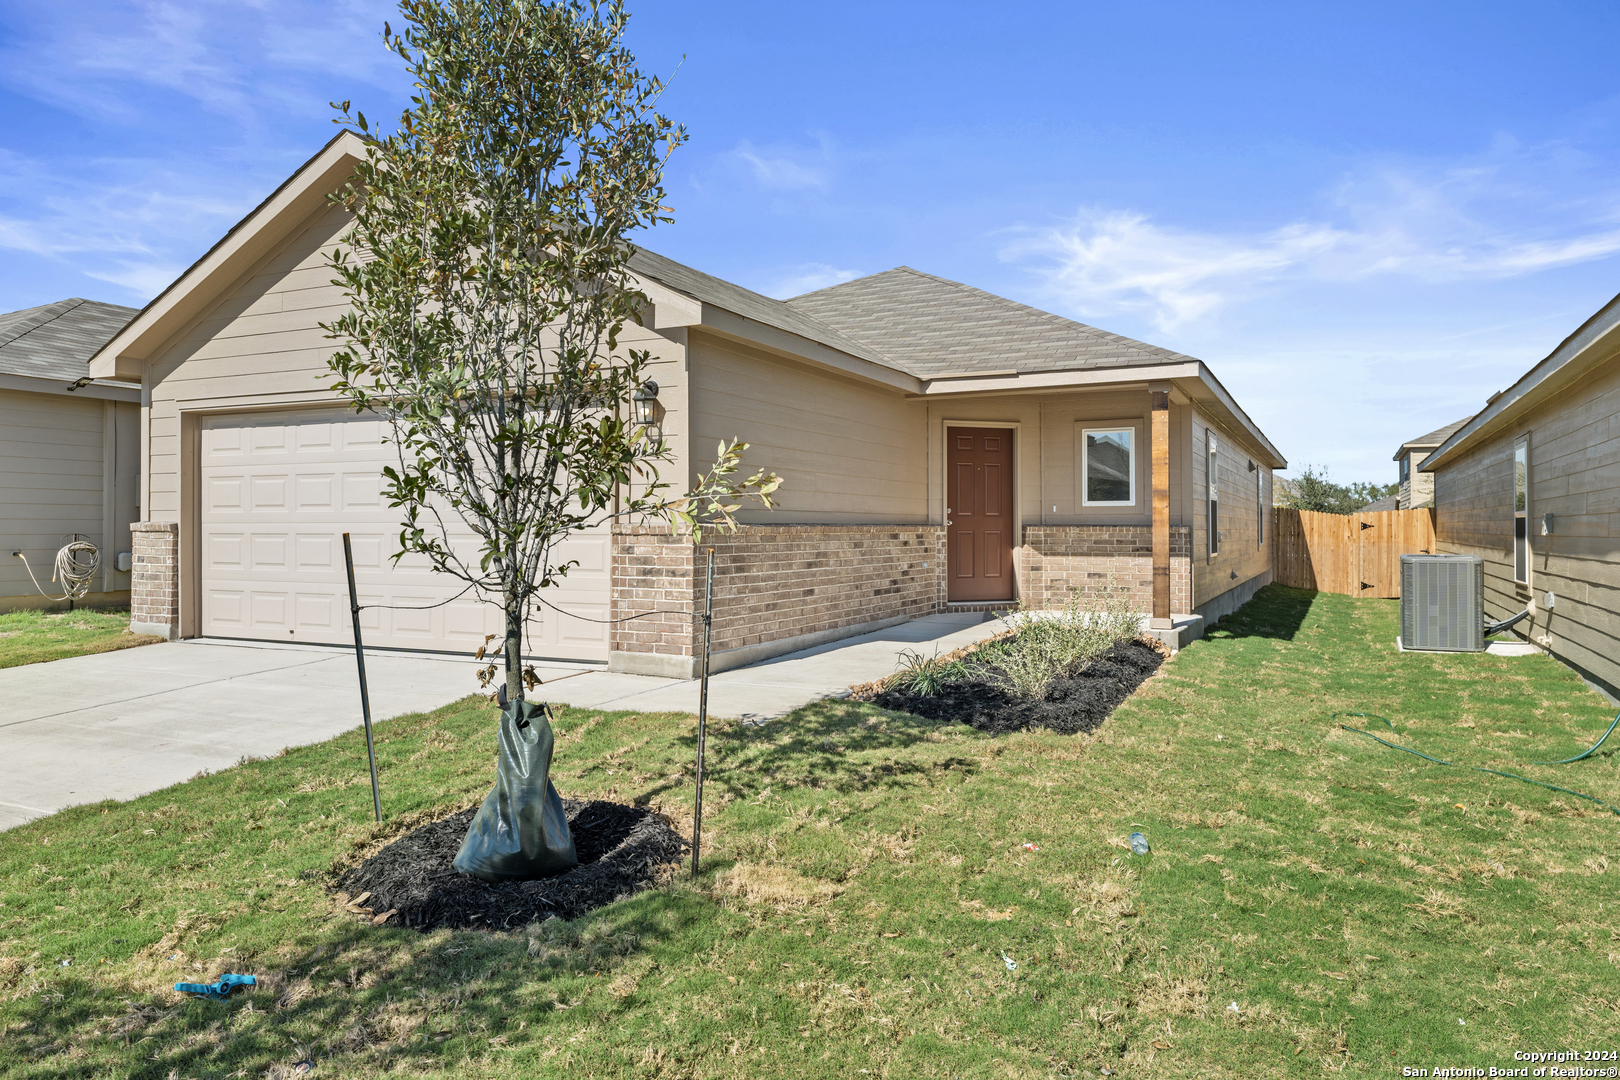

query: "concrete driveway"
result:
(0, 612), (1003, 831)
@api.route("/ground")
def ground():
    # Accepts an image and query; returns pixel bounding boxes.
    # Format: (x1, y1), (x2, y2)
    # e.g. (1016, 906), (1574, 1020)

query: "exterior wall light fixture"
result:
(631, 380), (659, 427)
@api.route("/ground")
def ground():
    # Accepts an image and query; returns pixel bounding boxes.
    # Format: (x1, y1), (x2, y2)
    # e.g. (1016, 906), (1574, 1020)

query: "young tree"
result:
(322, 0), (779, 706)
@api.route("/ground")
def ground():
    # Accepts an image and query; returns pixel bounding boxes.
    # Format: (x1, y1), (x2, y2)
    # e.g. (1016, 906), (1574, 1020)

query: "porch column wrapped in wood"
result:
(1150, 385), (1172, 628)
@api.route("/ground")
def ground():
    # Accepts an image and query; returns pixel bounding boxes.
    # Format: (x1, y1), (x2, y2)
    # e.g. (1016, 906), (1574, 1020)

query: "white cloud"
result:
(0, 148), (272, 302)
(767, 263), (863, 298)
(1003, 151), (1620, 331)
(729, 139), (832, 191)
(0, 0), (399, 128)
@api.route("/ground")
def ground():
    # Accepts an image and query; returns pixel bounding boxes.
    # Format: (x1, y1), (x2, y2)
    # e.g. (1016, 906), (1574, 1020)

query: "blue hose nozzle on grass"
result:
(175, 974), (255, 998)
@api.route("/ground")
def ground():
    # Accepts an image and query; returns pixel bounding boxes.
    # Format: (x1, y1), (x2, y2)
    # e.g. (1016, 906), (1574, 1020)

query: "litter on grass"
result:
(1002, 952), (1017, 971)
(175, 974), (256, 998)
(1128, 832), (1150, 855)
(336, 798), (687, 931)
(1021, 842), (1040, 852)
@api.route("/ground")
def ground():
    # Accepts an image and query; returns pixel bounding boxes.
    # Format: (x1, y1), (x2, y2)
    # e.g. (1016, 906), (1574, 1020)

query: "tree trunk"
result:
(504, 584), (524, 704)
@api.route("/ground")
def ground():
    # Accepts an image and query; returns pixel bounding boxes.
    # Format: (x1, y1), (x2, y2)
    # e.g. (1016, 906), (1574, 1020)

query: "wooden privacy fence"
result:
(1272, 508), (1436, 598)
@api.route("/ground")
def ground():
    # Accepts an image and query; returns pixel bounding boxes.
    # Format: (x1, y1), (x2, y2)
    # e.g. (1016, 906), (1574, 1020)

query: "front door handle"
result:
(945, 509), (953, 527)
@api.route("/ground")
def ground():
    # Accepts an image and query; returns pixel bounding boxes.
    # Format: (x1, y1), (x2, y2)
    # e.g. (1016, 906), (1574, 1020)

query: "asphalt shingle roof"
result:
(628, 249), (892, 370)
(785, 267), (1198, 378)
(1394, 415), (1474, 460)
(0, 298), (138, 382)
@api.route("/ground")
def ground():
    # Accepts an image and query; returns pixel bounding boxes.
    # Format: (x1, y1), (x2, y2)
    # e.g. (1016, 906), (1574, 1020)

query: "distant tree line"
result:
(1279, 466), (1399, 515)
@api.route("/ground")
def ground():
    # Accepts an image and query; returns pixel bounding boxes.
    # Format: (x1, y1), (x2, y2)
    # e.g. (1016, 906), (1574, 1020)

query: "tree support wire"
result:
(343, 532), (384, 824)
(692, 548), (714, 878)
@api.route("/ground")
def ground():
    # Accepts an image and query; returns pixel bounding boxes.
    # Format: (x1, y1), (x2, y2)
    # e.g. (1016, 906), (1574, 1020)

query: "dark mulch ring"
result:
(336, 799), (688, 932)
(862, 638), (1167, 736)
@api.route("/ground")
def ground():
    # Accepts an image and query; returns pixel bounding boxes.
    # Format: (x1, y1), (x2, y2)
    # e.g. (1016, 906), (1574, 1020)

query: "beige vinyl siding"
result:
(1035, 391), (1190, 526)
(1191, 406), (1272, 610)
(1433, 353), (1620, 692)
(0, 389), (138, 606)
(145, 202), (358, 523)
(688, 335), (928, 524)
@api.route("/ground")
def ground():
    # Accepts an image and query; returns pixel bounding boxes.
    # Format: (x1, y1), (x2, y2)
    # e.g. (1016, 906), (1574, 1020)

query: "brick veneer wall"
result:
(611, 525), (944, 659)
(130, 520), (180, 639)
(1022, 525), (1193, 614)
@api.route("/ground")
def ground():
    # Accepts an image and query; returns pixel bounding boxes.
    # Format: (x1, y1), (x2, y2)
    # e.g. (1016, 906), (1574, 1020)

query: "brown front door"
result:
(947, 426), (1014, 601)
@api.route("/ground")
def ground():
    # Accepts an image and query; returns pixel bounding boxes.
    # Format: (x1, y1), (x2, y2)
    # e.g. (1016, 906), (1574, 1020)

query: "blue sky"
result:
(5, 1), (1620, 485)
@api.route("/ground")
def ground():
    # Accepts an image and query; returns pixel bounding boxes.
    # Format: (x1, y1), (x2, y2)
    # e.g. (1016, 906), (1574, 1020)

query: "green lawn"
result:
(2, 585), (1617, 1078)
(0, 607), (163, 669)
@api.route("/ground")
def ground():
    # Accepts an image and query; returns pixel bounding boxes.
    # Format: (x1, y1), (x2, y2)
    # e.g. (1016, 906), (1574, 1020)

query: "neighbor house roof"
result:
(0, 298), (137, 382)
(1361, 494), (1401, 512)
(787, 266), (1197, 379)
(1423, 288), (1620, 473)
(1392, 415), (1473, 461)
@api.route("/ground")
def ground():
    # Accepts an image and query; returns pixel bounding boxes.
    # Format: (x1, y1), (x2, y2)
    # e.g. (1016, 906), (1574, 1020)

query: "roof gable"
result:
(786, 266), (1196, 378)
(0, 298), (138, 382)
(1393, 415), (1474, 460)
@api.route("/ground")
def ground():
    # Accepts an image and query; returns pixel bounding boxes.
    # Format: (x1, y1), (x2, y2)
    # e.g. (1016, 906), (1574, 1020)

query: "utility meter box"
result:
(1400, 553), (1485, 652)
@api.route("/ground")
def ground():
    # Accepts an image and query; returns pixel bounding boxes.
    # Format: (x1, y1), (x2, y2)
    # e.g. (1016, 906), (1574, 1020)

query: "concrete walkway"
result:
(0, 612), (1002, 830)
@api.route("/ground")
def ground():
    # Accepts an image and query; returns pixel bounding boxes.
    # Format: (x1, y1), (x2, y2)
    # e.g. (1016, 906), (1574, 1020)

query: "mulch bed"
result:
(858, 638), (1166, 736)
(336, 799), (687, 932)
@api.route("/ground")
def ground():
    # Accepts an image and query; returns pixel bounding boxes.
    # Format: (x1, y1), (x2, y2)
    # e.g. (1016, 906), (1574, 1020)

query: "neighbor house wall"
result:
(0, 387), (138, 611)
(1399, 451), (1436, 509)
(1433, 353), (1620, 696)
(1191, 406), (1274, 619)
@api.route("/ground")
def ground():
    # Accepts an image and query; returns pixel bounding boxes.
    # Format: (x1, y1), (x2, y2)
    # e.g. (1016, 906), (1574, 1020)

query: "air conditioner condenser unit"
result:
(1400, 554), (1485, 652)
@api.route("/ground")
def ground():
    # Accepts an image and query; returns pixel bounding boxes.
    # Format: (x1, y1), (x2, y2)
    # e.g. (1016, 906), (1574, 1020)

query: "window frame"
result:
(1207, 430), (1220, 558)
(1513, 435), (1530, 585)
(1079, 424), (1138, 507)
(1399, 454), (1410, 484)
(1256, 464), (1264, 547)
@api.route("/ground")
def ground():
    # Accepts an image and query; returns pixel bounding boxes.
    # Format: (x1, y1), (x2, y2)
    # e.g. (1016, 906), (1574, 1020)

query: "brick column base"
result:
(130, 521), (180, 640)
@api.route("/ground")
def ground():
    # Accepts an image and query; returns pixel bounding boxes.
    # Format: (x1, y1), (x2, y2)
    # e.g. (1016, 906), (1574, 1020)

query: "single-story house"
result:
(1422, 289), (1620, 698)
(1393, 415), (1472, 508)
(1, 298), (140, 612)
(89, 132), (1286, 677)
(1360, 494), (1401, 512)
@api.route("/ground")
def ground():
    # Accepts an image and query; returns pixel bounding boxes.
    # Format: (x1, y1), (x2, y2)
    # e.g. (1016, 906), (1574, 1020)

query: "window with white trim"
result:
(1207, 431), (1219, 557)
(1513, 435), (1529, 584)
(1256, 464), (1264, 547)
(1081, 427), (1135, 506)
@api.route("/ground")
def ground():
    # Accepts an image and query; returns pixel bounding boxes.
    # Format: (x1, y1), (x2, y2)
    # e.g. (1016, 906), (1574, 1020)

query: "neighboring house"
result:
(1, 298), (140, 612)
(1422, 290), (1620, 698)
(1393, 416), (1472, 508)
(1360, 494), (1400, 512)
(89, 132), (1286, 676)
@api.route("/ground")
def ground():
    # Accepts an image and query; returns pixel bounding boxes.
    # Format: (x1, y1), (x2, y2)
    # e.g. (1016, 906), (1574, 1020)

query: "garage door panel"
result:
(200, 408), (610, 661)
(208, 590), (244, 627)
(249, 592), (288, 628)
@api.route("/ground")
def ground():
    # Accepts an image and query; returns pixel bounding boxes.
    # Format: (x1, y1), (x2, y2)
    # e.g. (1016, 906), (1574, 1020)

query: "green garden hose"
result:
(1334, 710), (1620, 818)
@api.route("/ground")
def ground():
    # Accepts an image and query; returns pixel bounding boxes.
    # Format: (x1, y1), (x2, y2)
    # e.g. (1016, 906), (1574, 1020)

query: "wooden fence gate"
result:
(1272, 508), (1436, 598)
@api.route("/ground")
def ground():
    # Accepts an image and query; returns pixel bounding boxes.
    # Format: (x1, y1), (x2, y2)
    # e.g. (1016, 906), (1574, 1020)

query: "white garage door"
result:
(199, 408), (611, 661)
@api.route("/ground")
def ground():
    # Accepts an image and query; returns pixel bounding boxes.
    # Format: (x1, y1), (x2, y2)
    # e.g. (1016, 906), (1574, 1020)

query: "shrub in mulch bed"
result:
(336, 799), (687, 932)
(857, 638), (1166, 736)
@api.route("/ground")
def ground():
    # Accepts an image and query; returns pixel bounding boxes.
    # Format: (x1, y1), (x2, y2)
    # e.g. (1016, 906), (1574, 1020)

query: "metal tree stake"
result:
(342, 532), (383, 823)
(692, 547), (715, 877)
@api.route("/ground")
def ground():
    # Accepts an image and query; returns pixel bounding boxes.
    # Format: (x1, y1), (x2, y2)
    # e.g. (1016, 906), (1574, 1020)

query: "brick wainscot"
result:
(1022, 525), (1193, 616)
(129, 521), (180, 640)
(609, 524), (944, 678)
